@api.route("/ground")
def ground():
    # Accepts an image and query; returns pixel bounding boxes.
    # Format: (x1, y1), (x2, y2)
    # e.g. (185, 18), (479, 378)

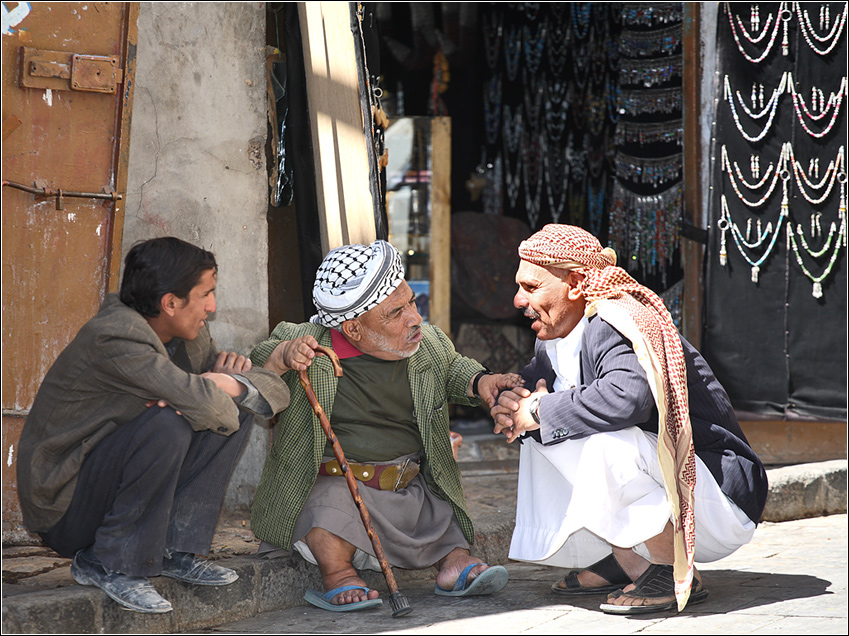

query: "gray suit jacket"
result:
(522, 315), (768, 524)
(17, 294), (290, 533)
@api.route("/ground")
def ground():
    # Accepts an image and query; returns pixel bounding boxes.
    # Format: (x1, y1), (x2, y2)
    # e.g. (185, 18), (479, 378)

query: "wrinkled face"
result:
(354, 280), (423, 360)
(165, 268), (217, 342)
(514, 260), (586, 341)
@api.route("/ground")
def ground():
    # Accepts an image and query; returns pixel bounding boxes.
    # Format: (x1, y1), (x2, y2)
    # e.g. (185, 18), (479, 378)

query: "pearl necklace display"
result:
(718, 190), (788, 283)
(788, 144), (846, 206)
(796, 1), (847, 56)
(723, 72), (788, 143)
(720, 144), (790, 208)
(786, 73), (848, 139)
(725, 2), (791, 62)
(787, 201), (847, 298)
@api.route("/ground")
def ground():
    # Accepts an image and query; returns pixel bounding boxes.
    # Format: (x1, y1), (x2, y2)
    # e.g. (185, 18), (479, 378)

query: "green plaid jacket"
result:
(250, 321), (485, 549)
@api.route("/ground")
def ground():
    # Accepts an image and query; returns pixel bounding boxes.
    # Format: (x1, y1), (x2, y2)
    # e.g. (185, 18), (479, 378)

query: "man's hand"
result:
(213, 351), (253, 375)
(491, 379), (548, 443)
(145, 399), (182, 416)
(264, 335), (320, 374)
(472, 373), (525, 408)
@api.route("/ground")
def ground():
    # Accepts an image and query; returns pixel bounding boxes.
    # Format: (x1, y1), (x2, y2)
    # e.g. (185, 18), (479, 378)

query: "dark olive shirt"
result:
(326, 355), (422, 462)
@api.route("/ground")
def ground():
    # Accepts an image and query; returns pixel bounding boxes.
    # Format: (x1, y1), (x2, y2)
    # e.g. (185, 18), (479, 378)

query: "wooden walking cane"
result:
(298, 345), (413, 618)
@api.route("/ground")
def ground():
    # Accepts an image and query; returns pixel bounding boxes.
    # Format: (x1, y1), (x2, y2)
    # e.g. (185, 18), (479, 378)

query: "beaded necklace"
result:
(572, 3), (592, 40)
(502, 104), (524, 154)
(725, 2), (791, 62)
(543, 136), (569, 224)
(547, 21), (570, 77)
(788, 144), (846, 206)
(796, 1), (847, 56)
(723, 73), (788, 143)
(718, 189), (788, 283)
(504, 25), (522, 82)
(523, 21), (547, 76)
(786, 73), (848, 140)
(545, 79), (569, 142)
(484, 75), (502, 146)
(615, 119), (685, 146)
(504, 148), (522, 209)
(621, 3), (684, 28)
(720, 144), (790, 207)
(734, 5), (774, 44)
(522, 131), (544, 229)
(482, 11), (502, 71)
(786, 202), (846, 299)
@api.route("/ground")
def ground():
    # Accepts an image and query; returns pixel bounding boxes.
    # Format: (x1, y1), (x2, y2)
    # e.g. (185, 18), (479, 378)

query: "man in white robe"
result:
(491, 224), (767, 615)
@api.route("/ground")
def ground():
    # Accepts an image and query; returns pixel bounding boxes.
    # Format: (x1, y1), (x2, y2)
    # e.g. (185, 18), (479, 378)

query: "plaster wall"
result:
(123, 2), (272, 513)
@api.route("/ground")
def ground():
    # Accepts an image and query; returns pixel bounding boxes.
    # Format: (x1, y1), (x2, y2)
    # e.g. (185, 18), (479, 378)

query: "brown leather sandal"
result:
(551, 553), (632, 596)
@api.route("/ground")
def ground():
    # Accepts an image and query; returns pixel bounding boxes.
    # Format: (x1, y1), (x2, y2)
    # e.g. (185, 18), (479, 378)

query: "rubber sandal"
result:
(599, 564), (709, 615)
(434, 563), (509, 597)
(304, 585), (383, 612)
(551, 553), (632, 596)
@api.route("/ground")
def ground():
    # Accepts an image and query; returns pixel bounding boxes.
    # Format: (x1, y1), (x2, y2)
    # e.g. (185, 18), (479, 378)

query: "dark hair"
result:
(119, 237), (217, 317)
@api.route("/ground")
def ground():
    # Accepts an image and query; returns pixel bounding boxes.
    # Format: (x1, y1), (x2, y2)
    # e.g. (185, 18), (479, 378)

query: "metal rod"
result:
(2, 180), (122, 201)
(298, 345), (412, 617)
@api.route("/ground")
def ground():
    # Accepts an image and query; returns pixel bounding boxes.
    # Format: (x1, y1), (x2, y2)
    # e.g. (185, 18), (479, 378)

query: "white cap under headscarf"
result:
(310, 240), (406, 329)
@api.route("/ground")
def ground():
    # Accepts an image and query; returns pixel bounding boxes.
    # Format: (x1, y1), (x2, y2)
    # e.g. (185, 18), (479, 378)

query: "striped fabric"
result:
(250, 321), (485, 550)
(519, 224), (696, 611)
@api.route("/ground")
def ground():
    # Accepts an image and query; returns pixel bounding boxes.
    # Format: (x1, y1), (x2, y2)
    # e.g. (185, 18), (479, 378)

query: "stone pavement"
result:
(2, 428), (846, 634)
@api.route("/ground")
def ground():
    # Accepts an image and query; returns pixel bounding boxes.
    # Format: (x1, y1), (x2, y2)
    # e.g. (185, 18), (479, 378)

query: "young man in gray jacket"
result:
(17, 237), (290, 613)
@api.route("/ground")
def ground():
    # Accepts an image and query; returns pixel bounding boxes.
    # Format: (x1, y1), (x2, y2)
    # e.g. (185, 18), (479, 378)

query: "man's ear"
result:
(340, 319), (363, 342)
(159, 293), (179, 317)
(566, 270), (586, 300)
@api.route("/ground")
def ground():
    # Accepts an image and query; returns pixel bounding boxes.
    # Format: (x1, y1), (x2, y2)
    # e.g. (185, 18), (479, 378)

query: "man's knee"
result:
(124, 406), (194, 463)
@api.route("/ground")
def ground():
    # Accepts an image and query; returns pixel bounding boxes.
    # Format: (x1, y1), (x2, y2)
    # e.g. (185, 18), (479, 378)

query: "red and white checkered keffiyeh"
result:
(519, 224), (696, 611)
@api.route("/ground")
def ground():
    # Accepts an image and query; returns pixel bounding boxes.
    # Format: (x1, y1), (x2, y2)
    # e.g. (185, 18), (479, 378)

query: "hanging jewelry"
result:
(614, 119), (684, 147)
(504, 148), (522, 209)
(572, 3), (591, 40)
(504, 25), (522, 82)
(724, 1), (789, 63)
(482, 11), (503, 71)
(547, 21), (570, 77)
(483, 75), (502, 146)
(543, 136), (569, 223)
(786, 74), (848, 140)
(620, 3), (684, 27)
(788, 144), (846, 206)
(523, 70), (545, 133)
(619, 23), (683, 57)
(502, 104), (524, 154)
(723, 73), (788, 143)
(482, 151), (504, 217)
(522, 131), (544, 228)
(545, 79), (569, 142)
(796, 1), (847, 57)
(619, 86), (682, 116)
(721, 144), (789, 207)
(787, 200), (847, 299)
(523, 21), (547, 76)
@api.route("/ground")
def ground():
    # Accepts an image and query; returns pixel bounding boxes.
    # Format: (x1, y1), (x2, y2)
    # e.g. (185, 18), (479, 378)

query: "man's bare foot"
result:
(435, 548), (488, 591)
(322, 573), (380, 606)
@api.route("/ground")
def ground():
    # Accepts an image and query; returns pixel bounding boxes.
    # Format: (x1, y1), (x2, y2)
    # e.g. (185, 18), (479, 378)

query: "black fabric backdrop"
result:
(704, 2), (847, 420)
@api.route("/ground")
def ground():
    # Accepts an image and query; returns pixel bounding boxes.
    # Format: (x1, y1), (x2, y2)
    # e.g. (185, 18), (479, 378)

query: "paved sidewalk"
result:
(194, 514), (849, 635)
(2, 430), (846, 634)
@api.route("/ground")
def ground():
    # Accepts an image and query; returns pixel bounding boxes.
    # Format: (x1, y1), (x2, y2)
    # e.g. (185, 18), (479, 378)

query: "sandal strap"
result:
(585, 553), (631, 586)
(621, 564), (675, 600)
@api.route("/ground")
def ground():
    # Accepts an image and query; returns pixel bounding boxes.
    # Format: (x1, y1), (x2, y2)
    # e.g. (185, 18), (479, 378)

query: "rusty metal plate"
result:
(72, 54), (122, 93)
(20, 47), (122, 93)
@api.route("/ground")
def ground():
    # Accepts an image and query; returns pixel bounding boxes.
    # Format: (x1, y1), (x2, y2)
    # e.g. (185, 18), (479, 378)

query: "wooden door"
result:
(1, 2), (138, 542)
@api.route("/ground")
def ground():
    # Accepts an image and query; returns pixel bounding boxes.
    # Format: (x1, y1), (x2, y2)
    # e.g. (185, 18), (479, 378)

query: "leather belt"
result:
(319, 457), (420, 491)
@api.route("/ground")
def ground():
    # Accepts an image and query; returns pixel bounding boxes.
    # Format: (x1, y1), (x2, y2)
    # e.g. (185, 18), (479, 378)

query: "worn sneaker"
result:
(161, 551), (238, 586)
(71, 549), (172, 614)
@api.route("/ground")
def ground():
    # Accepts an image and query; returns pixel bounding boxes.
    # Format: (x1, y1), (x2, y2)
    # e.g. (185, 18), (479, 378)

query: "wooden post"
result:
(430, 117), (452, 336)
(298, 2), (377, 253)
(682, 3), (704, 347)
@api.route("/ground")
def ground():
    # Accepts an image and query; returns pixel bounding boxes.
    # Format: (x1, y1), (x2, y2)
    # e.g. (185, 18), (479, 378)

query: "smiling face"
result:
(514, 260), (586, 341)
(343, 280), (423, 360)
(154, 268), (217, 343)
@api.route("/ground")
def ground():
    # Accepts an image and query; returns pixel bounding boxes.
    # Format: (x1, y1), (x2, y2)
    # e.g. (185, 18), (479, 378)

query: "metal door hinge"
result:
(21, 47), (123, 94)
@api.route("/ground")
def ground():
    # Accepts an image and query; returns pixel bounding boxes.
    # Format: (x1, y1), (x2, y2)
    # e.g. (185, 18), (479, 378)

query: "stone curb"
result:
(2, 460), (846, 634)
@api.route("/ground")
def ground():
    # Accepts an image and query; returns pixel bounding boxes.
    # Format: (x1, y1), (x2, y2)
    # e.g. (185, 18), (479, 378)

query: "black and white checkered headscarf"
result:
(310, 240), (405, 328)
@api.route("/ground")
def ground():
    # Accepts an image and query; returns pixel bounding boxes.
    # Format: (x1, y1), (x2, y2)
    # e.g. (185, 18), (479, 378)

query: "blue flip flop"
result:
(304, 585), (383, 612)
(434, 563), (509, 597)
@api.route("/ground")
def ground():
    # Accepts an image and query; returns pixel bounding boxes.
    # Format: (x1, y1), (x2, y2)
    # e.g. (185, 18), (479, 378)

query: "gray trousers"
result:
(40, 405), (252, 577)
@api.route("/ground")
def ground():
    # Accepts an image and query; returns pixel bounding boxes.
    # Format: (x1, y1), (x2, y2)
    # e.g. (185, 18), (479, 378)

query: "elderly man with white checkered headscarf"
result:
(490, 224), (768, 616)
(249, 240), (523, 612)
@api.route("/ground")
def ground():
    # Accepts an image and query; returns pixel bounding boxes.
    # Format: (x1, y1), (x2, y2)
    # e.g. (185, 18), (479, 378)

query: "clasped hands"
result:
(490, 378), (549, 443)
